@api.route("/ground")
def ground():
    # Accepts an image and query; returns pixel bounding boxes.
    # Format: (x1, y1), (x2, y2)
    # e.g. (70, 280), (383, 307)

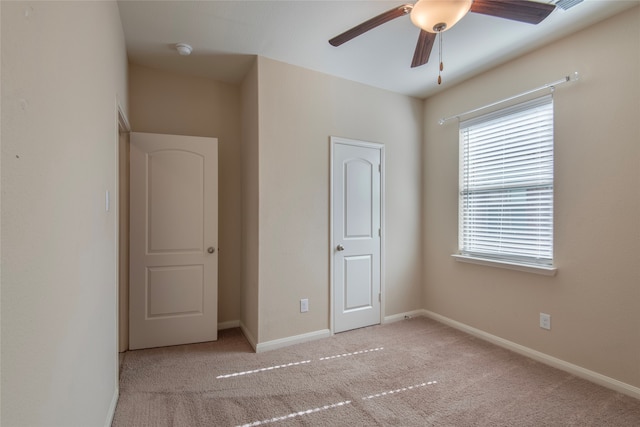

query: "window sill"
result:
(451, 254), (557, 276)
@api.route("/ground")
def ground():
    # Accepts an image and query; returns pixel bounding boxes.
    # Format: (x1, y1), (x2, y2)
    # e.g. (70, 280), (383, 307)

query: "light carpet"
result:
(113, 316), (640, 426)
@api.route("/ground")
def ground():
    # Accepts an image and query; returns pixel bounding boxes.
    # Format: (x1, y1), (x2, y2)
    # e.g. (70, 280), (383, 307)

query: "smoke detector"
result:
(175, 43), (193, 56)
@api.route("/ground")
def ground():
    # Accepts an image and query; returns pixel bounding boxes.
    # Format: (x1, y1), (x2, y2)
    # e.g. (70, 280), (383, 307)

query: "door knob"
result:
(336, 244), (345, 251)
(207, 247), (215, 254)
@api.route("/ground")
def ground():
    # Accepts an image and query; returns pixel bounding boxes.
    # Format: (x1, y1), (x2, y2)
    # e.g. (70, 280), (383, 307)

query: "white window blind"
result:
(459, 95), (553, 266)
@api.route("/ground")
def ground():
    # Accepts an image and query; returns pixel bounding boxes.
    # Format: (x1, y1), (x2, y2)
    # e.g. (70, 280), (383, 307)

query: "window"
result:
(458, 95), (554, 269)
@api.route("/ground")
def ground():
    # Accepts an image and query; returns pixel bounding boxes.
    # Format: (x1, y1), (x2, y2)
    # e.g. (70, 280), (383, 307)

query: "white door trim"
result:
(329, 136), (385, 334)
(116, 100), (130, 355)
(110, 99), (130, 426)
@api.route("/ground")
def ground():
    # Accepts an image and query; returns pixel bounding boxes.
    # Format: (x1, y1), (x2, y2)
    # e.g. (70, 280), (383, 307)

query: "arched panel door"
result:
(332, 138), (382, 333)
(129, 132), (218, 349)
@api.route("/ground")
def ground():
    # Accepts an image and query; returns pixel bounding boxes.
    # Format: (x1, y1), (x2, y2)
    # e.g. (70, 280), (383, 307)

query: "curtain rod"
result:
(438, 71), (580, 125)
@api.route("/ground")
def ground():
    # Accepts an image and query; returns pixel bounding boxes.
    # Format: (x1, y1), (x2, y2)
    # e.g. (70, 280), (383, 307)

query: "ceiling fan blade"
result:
(329, 4), (413, 47)
(470, 0), (555, 25)
(411, 30), (436, 68)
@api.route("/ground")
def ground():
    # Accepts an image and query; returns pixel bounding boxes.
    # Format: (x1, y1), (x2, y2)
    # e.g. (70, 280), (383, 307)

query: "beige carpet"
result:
(113, 317), (640, 426)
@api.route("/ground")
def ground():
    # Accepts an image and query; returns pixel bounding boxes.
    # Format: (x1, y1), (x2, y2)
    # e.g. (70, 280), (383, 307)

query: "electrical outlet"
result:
(540, 313), (551, 330)
(300, 298), (309, 313)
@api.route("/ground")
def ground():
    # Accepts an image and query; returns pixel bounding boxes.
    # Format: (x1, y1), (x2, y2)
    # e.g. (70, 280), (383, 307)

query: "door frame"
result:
(329, 136), (385, 334)
(116, 102), (131, 355)
(115, 101), (130, 379)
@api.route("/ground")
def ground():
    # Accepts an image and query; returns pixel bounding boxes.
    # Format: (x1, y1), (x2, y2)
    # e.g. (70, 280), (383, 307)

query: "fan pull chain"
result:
(438, 32), (443, 85)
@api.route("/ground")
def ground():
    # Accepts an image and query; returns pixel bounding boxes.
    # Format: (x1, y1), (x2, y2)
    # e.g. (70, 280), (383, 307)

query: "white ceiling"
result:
(118, 0), (638, 99)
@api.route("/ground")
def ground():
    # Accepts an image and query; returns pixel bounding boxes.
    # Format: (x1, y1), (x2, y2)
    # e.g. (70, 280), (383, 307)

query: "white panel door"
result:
(129, 132), (218, 350)
(333, 138), (382, 333)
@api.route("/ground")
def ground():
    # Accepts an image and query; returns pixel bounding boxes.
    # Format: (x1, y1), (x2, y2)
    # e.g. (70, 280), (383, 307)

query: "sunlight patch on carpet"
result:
(218, 348), (384, 379)
(318, 347), (384, 361)
(216, 360), (311, 379)
(236, 380), (438, 425)
(237, 400), (352, 426)
(362, 381), (438, 400)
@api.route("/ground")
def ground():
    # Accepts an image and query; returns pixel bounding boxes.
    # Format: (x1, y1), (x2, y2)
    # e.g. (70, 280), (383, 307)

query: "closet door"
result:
(332, 138), (382, 333)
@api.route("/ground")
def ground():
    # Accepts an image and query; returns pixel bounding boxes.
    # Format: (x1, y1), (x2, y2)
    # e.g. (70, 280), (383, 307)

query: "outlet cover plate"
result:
(540, 313), (551, 330)
(300, 299), (309, 313)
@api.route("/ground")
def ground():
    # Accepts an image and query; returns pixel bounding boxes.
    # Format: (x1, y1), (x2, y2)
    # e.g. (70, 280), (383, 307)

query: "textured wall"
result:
(255, 57), (424, 343)
(422, 7), (640, 388)
(128, 64), (243, 326)
(240, 60), (260, 345)
(1, 1), (128, 425)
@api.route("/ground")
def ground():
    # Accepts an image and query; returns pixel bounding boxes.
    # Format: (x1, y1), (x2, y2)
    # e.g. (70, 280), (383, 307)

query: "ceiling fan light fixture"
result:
(410, 0), (473, 33)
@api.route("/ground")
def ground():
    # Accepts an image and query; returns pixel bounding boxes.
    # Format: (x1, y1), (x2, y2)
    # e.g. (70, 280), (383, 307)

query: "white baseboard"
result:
(421, 309), (640, 400)
(218, 320), (240, 330)
(104, 386), (119, 427)
(384, 309), (427, 324)
(239, 321), (258, 352)
(255, 329), (331, 353)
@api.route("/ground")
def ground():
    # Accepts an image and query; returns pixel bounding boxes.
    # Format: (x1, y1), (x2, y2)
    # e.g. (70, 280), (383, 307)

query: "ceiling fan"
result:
(329, 0), (556, 81)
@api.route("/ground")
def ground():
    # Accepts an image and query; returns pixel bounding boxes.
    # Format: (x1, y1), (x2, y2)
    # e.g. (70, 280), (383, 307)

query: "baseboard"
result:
(218, 320), (240, 330)
(384, 309), (428, 324)
(255, 329), (331, 353)
(239, 321), (258, 352)
(104, 386), (119, 427)
(421, 309), (640, 400)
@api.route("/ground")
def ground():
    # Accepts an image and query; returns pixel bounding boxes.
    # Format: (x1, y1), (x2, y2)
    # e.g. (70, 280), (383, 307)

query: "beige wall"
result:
(1, 1), (128, 425)
(255, 57), (424, 343)
(422, 8), (640, 388)
(240, 60), (260, 344)
(128, 64), (243, 325)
